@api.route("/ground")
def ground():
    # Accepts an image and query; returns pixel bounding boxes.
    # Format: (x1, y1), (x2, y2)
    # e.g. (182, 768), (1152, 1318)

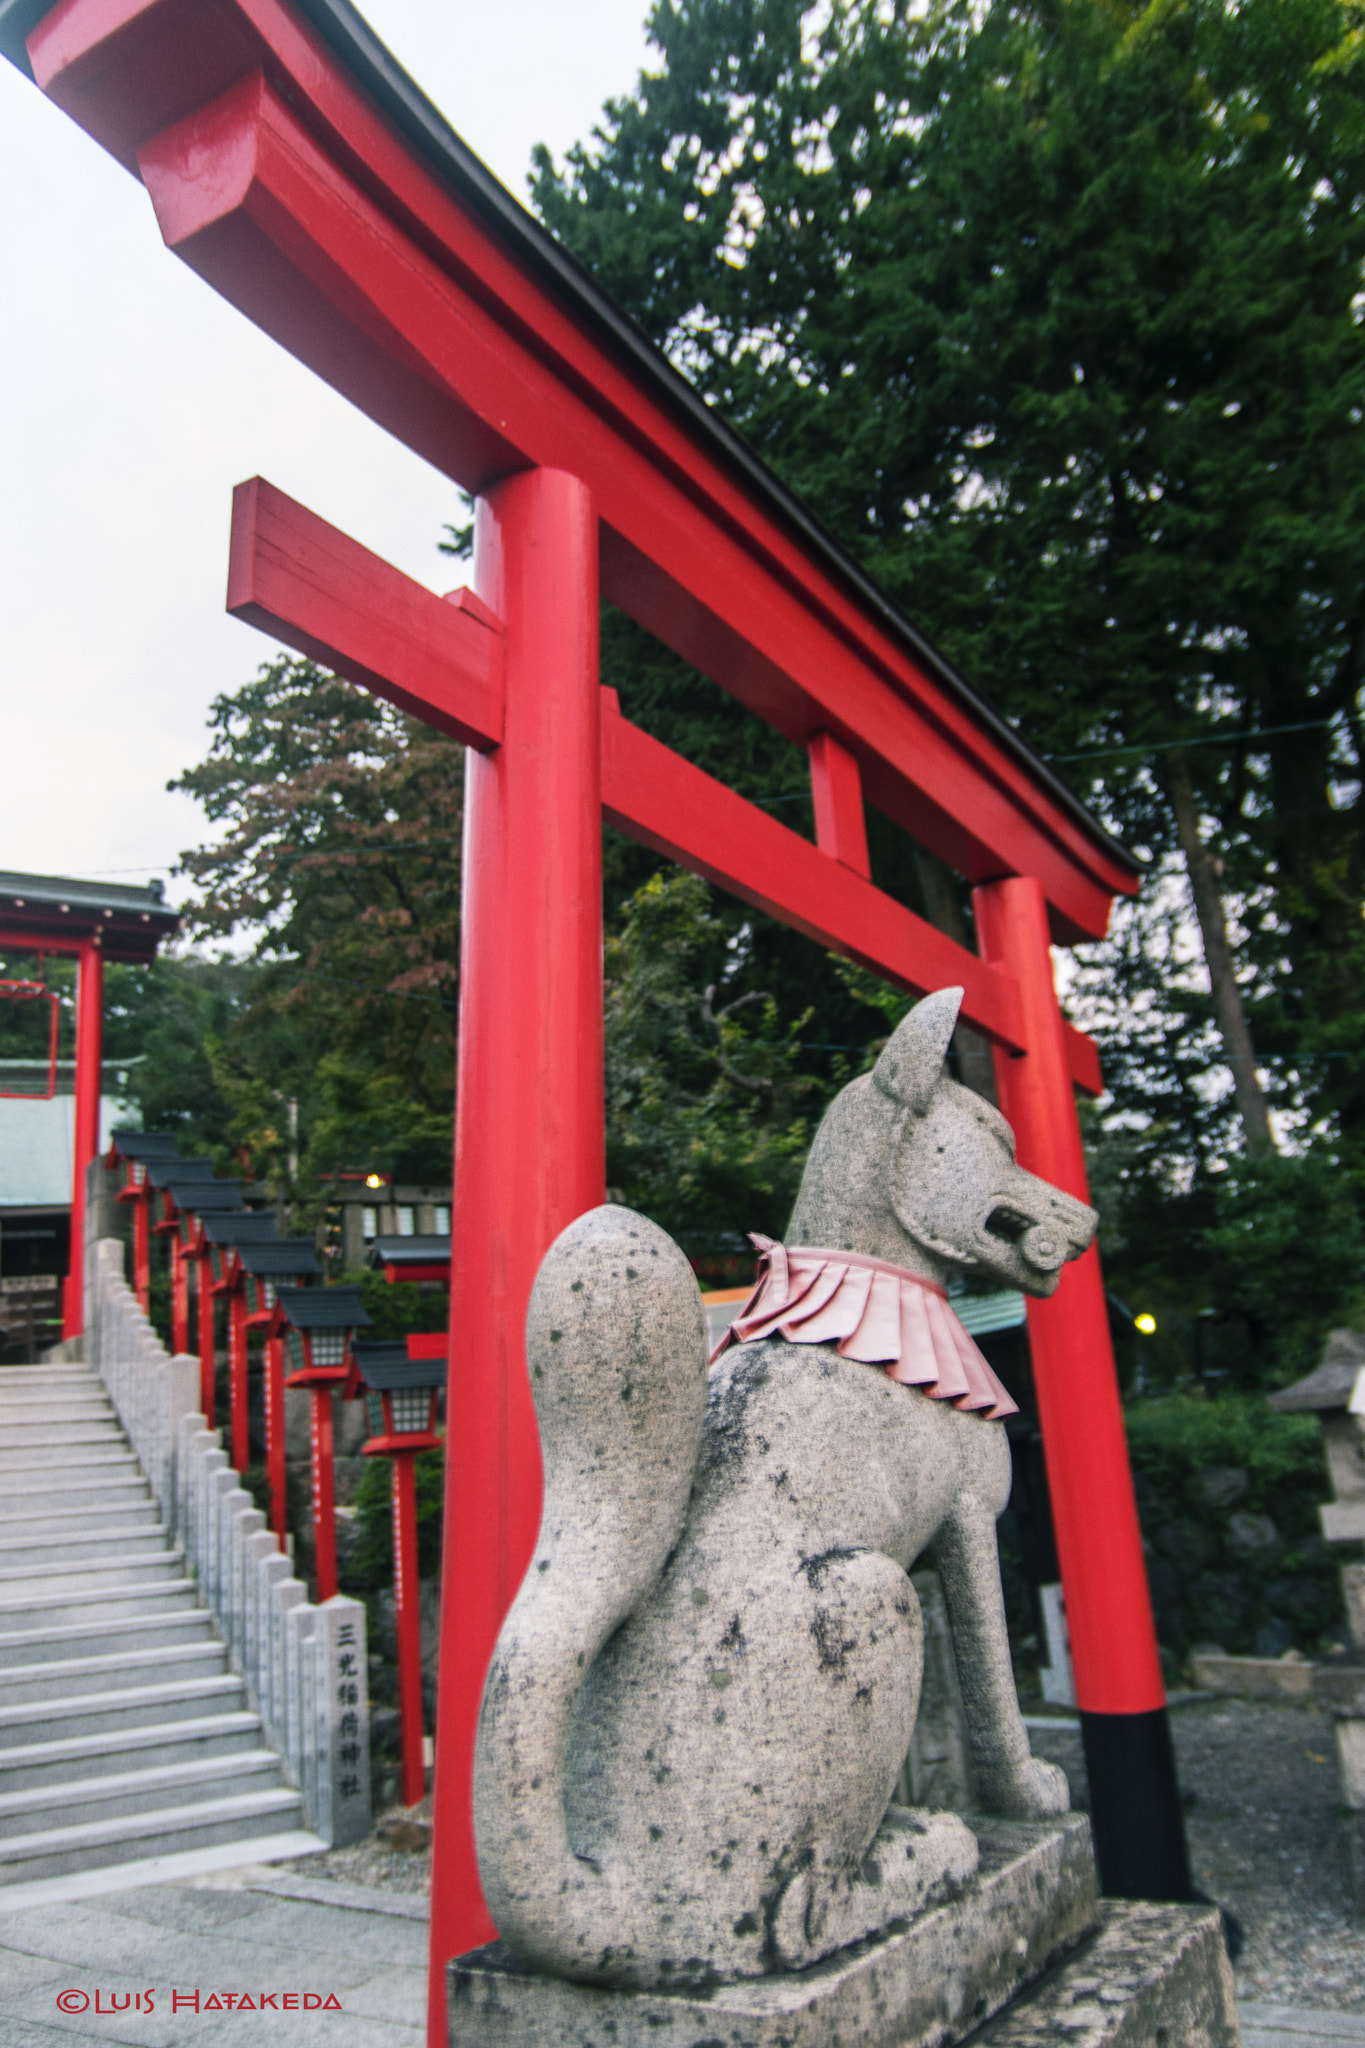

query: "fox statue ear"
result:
(872, 987), (964, 1113)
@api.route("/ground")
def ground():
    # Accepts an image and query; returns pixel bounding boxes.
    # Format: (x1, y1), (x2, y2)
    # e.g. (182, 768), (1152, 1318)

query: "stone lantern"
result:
(355, 1339), (445, 1806)
(231, 1239), (323, 1532)
(271, 1285), (372, 1601)
(104, 1129), (180, 1313)
(146, 1157), (215, 1357)
(1269, 1330), (1365, 1906)
(201, 1211), (281, 1472)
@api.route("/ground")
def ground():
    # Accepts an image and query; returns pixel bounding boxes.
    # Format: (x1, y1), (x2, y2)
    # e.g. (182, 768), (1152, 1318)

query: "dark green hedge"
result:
(1124, 1391), (1353, 1658)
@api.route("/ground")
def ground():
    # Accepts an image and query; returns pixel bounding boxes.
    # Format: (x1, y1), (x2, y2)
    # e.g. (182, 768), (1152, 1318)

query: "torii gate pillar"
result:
(62, 938), (103, 1341)
(975, 877), (1189, 1900)
(430, 469), (606, 2012)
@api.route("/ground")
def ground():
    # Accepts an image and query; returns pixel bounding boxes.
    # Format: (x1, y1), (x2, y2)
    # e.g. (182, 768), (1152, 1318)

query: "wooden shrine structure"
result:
(0, 870), (178, 1338)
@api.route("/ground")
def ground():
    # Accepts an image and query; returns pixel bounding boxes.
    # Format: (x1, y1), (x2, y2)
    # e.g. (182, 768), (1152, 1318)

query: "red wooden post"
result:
(197, 1251), (216, 1428)
(62, 937), (102, 1340)
(265, 1333), (287, 1546)
(393, 1451), (426, 1809)
(973, 876), (1191, 1900)
(808, 732), (872, 880)
(428, 467), (605, 2014)
(171, 1237), (191, 1362)
(229, 1290), (250, 1472)
(311, 1387), (338, 1603)
(131, 1196), (151, 1314)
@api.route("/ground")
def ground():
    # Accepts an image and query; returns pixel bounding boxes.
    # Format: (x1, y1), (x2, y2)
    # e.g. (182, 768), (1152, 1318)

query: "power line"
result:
(1052, 717), (1338, 763)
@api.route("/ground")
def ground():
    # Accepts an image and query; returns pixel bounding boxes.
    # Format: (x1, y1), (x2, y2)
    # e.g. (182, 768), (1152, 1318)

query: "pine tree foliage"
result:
(535, 0), (1365, 1162)
(528, 0), (1365, 1380)
(169, 657), (463, 1195)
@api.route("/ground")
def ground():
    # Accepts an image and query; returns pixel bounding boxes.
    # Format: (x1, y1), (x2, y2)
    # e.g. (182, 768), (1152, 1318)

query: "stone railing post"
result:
(314, 1597), (371, 1847)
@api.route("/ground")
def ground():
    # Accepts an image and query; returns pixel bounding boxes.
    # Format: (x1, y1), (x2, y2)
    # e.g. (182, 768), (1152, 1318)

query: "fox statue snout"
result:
(475, 987), (1096, 1990)
(787, 984), (1096, 1294)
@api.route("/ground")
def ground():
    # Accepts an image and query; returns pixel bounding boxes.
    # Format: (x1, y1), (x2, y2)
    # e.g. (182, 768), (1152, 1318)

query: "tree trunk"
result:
(912, 848), (999, 1105)
(1162, 747), (1276, 1155)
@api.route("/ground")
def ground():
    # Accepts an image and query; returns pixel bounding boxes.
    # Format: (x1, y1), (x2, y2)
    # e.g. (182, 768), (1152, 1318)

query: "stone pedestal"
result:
(451, 1816), (1107, 2048)
(974, 1900), (1238, 2046)
(449, 1819), (1237, 2048)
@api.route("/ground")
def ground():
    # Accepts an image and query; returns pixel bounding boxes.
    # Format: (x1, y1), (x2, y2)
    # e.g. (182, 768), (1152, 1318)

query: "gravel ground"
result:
(279, 1792), (435, 1898)
(1028, 1696), (1365, 2013)
(285, 1698), (1364, 2011)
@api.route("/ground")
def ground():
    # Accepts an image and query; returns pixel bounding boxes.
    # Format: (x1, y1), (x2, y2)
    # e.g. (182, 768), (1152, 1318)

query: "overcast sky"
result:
(0, 0), (651, 902)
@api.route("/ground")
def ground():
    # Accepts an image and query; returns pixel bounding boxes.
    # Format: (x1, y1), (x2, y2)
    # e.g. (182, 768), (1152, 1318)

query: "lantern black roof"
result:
(273, 1285), (372, 1332)
(146, 1157), (216, 1189)
(201, 1213), (280, 1246)
(368, 1235), (451, 1267)
(107, 1130), (181, 1163)
(167, 1181), (246, 1213)
(240, 1240), (323, 1278)
(353, 1341), (447, 1391)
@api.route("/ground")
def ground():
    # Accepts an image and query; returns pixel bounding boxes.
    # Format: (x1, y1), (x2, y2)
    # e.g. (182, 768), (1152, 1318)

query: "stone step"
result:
(0, 1674), (245, 1747)
(0, 1368), (97, 1386)
(0, 1610), (215, 1667)
(0, 1418), (120, 1434)
(0, 1748), (283, 1838)
(0, 1550), (184, 1598)
(0, 1785), (304, 1885)
(0, 1501), (160, 1541)
(0, 1579), (198, 1632)
(0, 1712), (263, 1791)
(2, 1376), (115, 1392)
(0, 1443), (138, 1474)
(0, 1398), (114, 1421)
(0, 1484), (152, 1521)
(0, 1422), (124, 1448)
(0, 1527), (172, 1568)
(0, 1830), (328, 1913)
(0, 1466), (147, 1501)
(0, 1362), (335, 1903)
(0, 1640), (227, 1706)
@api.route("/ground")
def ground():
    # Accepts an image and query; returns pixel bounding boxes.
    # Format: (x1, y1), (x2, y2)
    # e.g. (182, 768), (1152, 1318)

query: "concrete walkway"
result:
(1242, 2010), (1365, 2048)
(0, 1870), (425, 2044)
(0, 1869), (1360, 2046)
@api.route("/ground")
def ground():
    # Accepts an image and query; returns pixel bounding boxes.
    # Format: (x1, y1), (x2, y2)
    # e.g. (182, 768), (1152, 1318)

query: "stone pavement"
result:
(0, 1866), (1360, 2047)
(1241, 2010), (1365, 2048)
(0, 1870), (424, 2045)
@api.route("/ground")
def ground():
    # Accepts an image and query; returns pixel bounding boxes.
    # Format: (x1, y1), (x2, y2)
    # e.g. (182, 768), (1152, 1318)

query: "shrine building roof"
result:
(0, 869), (179, 962)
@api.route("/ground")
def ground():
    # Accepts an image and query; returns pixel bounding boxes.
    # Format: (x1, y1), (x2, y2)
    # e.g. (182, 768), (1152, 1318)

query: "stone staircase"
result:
(0, 1360), (320, 1898)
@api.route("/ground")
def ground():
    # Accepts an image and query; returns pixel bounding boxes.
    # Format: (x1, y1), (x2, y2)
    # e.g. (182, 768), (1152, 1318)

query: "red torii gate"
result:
(0, 871), (178, 1338)
(0, 0), (1188, 2032)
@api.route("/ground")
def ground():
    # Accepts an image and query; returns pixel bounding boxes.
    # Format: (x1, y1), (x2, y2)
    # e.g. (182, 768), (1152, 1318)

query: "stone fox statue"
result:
(474, 988), (1096, 1991)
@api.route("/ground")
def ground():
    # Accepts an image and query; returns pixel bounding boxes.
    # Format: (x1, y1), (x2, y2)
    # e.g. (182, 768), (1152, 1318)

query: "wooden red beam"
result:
(25, 0), (1137, 941)
(808, 731), (872, 881)
(225, 475), (1103, 1092)
(600, 690), (1026, 1050)
(228, 478), (505, 747)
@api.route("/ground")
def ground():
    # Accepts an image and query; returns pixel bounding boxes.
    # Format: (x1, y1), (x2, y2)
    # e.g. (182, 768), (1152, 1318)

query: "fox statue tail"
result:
(472, 1204), (710, 1980)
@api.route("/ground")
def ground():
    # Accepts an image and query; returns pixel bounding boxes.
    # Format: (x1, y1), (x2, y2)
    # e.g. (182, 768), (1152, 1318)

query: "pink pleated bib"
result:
(709, 1234), (1018, 1422)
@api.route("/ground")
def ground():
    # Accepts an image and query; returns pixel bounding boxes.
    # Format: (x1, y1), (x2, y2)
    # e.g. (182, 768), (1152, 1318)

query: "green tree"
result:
(168, 656), (465, 1211)
(534, 0), (1365, 1179)
(603, 868), (826, 1266)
